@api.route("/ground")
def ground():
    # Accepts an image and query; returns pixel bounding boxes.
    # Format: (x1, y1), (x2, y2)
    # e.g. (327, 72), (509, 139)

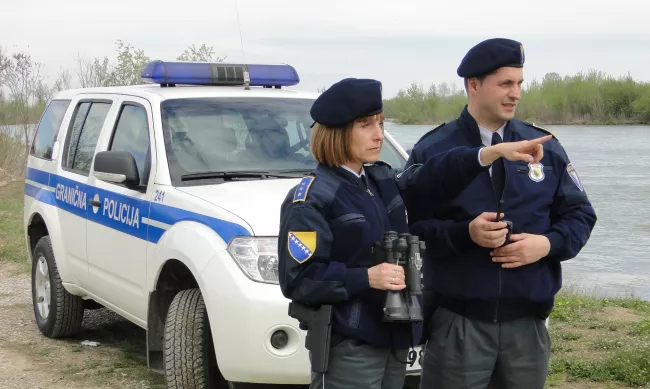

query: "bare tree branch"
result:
(3, 52), (43, 156)
(75, 54), (98, 88)
(177, 44), (226, 62)
(55, 69), (73, 91)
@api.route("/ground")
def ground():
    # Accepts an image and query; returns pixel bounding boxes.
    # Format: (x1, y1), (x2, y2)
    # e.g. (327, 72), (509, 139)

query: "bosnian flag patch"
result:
(288, 231), (316, 263)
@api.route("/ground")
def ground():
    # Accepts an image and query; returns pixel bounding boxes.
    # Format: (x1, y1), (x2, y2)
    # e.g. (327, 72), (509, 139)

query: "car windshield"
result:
(160, 97), (406, 184)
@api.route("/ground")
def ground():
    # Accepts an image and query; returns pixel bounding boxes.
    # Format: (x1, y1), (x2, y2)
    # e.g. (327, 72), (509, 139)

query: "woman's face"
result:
(348, 116), (384, 166)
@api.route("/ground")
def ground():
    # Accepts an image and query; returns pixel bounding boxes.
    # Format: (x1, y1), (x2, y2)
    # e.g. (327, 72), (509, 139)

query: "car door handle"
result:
(89, 199), (101, 207)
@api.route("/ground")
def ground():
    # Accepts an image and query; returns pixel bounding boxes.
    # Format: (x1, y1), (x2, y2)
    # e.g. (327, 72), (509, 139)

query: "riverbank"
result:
(2, 181), (650, 388)
(383, 71), (650, 127)
(547, 288), (650, 387)
(385, 118), (649, 126)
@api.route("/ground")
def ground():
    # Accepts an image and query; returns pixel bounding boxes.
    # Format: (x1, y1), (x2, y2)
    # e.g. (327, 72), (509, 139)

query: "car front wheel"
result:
(164, 288), (232, 389)
(31, 236), (84, 338)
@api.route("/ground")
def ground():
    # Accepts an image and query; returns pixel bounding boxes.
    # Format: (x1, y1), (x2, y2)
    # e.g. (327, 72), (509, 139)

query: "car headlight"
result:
(227, 237), (279, 284)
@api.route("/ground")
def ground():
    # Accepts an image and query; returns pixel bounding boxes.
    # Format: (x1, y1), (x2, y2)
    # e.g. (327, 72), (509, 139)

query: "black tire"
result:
(164, 288), (230, 389)
(31, 235), (84, 338)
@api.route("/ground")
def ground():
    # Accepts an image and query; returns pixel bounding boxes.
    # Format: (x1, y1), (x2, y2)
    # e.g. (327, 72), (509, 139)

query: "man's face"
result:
(474, 67), (524, 123)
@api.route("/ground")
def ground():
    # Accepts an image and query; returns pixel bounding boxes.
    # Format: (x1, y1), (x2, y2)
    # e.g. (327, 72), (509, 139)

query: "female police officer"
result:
(277, 78), (551, 389)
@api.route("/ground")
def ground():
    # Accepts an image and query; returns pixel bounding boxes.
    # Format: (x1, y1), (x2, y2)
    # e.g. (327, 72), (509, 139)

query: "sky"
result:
(2, 0), (650, 98)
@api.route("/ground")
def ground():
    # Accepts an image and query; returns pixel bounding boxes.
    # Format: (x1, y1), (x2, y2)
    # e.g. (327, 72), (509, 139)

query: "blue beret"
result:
(310, 78), (383, 127)
(457, 38), (525, 78)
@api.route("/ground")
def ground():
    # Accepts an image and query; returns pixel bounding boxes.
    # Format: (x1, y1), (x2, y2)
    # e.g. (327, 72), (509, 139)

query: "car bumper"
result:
(202, 250), (310, 384)
(201, 250), (421, 384)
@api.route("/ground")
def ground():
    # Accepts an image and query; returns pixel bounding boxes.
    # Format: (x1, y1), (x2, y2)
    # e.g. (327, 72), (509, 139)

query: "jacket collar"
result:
(458, 105), (514, 144)
(317, 163), (367, 188)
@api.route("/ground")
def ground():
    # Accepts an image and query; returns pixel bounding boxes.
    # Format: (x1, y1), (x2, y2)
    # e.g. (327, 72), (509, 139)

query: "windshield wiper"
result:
(180, 171), (306, 181)
(276, 169), (315, 174)
(181, 171), (267, 181)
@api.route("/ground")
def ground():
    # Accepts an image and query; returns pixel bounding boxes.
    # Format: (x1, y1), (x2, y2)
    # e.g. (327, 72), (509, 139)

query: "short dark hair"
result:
(463, 69), (499, 94)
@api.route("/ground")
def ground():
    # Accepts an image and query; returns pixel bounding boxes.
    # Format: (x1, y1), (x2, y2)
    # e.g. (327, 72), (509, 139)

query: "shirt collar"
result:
(339, 164), (366, 178)
(478, 123), (506, 147)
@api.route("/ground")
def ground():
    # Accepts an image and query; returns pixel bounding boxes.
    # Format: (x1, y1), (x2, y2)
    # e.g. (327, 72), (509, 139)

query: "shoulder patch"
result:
(566, 163), (584, 192)
(293, 176), (315, 203)
(288, 231), (316, 263)
(523, 121), (558, 139)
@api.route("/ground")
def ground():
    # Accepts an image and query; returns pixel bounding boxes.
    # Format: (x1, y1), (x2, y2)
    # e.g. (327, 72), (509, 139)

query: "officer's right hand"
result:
(479, 135), (552, 165)
(469, 212), (509, 248)
(368, 263), (406, 290)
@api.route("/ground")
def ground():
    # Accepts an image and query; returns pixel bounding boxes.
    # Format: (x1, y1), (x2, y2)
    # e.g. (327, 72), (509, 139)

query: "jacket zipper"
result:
(495, 256), (502, 323)
(365, 180), (384, 222)
(361, 176), (390, 241)
(494, 160), (509, 322)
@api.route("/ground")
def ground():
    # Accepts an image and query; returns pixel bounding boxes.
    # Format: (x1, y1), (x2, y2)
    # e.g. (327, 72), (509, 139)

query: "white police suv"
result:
(23, 61), (422, 388)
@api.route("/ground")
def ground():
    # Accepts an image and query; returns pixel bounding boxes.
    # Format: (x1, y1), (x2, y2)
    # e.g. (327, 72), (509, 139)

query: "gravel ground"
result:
(0, 262), (164, 389)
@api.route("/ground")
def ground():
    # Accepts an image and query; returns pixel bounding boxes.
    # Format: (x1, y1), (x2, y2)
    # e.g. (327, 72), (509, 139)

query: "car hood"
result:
(176, 178), (302, 236)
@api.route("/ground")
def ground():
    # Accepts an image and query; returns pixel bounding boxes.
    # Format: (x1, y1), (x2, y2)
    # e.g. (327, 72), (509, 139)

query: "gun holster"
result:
(288, 302), (333, 374)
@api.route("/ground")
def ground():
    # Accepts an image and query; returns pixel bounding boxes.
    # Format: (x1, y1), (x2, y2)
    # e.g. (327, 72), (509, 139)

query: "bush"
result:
(0, 129), (26, 177)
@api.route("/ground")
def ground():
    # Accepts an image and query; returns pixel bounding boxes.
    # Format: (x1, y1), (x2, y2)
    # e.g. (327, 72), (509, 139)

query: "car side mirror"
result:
(93, 151), (141, 190)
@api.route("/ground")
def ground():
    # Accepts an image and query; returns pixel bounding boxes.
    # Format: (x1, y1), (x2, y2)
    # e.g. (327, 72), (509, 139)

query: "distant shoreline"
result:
(385, 118), (650, 126)
(382, 71), (650, 127)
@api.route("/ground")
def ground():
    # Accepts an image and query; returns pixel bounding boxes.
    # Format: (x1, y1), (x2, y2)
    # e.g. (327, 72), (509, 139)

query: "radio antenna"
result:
(234, 0), (247, 64)
(234, 0), (250, 89)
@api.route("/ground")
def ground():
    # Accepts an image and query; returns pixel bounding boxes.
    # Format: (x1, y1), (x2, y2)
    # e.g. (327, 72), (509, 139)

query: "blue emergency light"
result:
(140, 60), (300, 87)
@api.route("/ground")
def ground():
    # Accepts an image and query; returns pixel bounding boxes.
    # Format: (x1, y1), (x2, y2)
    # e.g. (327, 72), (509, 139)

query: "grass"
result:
(0, 180), (29, 274)
(2, 179), (650, 388)
(546, 288), (650, 388)
(0, 132), (27, 177)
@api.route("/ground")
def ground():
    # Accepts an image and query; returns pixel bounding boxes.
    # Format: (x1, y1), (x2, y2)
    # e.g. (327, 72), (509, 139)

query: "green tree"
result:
(384, 71), (650, 125)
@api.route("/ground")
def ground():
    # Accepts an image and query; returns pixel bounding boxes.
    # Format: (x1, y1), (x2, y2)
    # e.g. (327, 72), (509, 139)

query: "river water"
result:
(3, 122), (648, 299)
(386, 123), (650, 300)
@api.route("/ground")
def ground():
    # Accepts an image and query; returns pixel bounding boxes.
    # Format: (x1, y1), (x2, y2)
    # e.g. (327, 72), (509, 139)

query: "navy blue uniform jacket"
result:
(278, 145), (487, 349)
(404, 107), (597, 326)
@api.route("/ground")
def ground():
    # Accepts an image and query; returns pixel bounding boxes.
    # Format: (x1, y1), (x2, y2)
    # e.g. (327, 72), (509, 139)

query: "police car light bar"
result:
(140, 60), (300, 87)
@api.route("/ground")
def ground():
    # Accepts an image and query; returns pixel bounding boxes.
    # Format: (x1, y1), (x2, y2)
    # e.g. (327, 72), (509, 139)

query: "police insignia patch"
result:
(293, 176), (315, 203)
(288, 231), (317, 263)
(567, 163), (584, 192)
(528, 162), (545, 182)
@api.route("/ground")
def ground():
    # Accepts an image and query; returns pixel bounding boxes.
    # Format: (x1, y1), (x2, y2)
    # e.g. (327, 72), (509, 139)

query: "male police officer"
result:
(403, 38), (598, 388)
(279, 77), (554, 389)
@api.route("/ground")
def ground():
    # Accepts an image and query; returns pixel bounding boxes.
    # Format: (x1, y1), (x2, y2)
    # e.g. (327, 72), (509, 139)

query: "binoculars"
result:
(502, 220), (513, 246)
(373, 231), (425, 322)
(495, 200), (513, 247)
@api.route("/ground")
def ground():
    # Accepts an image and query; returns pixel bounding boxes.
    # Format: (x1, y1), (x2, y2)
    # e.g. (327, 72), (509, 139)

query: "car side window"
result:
(63, 101), (112, 175)
(109, 104), (151, 186)
(30, 99), (71, 160)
